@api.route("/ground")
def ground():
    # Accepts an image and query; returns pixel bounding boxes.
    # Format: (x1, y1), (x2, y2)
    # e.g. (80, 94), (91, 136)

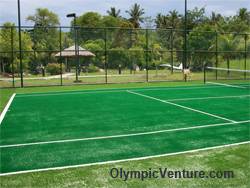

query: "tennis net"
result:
(204, 67), (250, 89)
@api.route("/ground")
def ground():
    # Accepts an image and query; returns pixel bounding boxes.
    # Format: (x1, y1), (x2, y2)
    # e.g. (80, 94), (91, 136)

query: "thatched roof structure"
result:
(55, 45), (95, 57)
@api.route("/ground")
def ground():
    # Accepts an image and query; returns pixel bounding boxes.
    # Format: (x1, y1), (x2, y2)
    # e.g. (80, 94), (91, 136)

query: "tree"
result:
(188, 24), (216, 71)
(82, 40), (104, 67)
(108, 47), (129, 69)
(26, 8), (59, 27)
(218, 34), (240, 71)
(0, 22), (32, 74)
(185, 7), (208, 30)
(126, 3), (145, 28)
(26, 8), (60, 74)
(168, 10), (181, 29)
(210, 12), (222, 25)
(102, 16), (121, 27)
(226, 8), (250, 33)
(155, 14), (167, 28)
(238, 8), (250, 24)
(107, 7), (121, 18)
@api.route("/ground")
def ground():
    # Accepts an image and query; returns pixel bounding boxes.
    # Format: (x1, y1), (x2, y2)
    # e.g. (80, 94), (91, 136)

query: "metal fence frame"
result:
(0, 25), (249, 88)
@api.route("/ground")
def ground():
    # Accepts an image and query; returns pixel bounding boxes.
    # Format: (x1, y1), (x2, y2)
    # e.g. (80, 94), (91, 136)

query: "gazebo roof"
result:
(55, 45), (95, 57)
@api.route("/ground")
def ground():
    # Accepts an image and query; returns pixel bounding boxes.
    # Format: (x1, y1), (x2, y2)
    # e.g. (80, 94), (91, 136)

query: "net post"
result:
(11, 26), (15, 88)
(146, 28), (149, 82)
(203, 62), (206, 84)
(104, 28), (108, 84)
(244, 34), (247, 80)
(59, 26), (63, 86)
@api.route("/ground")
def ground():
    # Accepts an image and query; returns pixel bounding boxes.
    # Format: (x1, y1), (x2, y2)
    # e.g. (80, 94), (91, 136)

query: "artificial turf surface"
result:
(0, 83), (249, 175)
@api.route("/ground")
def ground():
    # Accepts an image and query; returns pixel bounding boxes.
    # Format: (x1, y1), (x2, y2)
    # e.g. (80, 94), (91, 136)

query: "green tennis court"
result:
(0, 83), (250, 176)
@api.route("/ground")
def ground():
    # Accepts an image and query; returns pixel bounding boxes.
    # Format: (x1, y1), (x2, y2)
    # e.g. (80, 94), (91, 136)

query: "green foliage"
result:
(108, 47), (129, 68)
(188, 24), (216, 71)
(76, 12), (103, 28)
(106, 7), (121, 18)
(0, 23), (33, 73)
(46, 63), (65, 75)
(85, 63), (99, 73)
(129, 46), (145, 68)
(102, 16), (121, 27)
(126, 3), (145, 28)
(83, 40), (104, 66)
(26, 8), (60, 69)
(1, 5), (250, 78)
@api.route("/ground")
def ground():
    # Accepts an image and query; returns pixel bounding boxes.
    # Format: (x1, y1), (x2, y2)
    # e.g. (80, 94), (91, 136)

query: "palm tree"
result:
(237, 8), (250, 24)
(107, 7), (121, 18)
(168, 10), (181, 29)
(210, 12), (222, 25)
(126, 3), (145, 28)
(219, 34), (240, 74)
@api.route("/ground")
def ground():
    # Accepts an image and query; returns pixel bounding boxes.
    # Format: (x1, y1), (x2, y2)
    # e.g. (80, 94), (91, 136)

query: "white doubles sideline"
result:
(207, 82), (247, 89)
(127, 90), (237, 123)
(0, 141), (249, 176)
(1, 120), (249, 149)
(166, 94), (250, 102)
(0, 93), (16, 125)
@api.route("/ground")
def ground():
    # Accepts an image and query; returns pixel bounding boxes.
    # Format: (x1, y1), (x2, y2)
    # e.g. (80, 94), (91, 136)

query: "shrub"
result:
(46, 63), (65, 75)
(87, 63), (99, 73)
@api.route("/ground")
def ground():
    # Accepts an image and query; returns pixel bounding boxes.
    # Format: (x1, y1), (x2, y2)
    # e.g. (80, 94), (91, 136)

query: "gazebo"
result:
(55, 45), (95, 72)
(55, 45), (95, 58)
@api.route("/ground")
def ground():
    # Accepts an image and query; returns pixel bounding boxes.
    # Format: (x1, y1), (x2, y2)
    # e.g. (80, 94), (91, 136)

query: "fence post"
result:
(104, 28), (108, 84)
(215, 31), (218, 80)
(18, 0), (24, 87)
(146, 29), (149, 82)
(11, 27), (15, 88)
(59, 27), (63, 86)
(244, 34), (247, 80)
(171, 28), (174, 74)
(203, 62), (206, 84)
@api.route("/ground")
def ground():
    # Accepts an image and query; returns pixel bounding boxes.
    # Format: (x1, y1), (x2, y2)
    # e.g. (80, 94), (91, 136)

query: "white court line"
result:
(207, 82), (247, 89)
(1, 120), (249, 149)
(0, 120), (250, 148)
(15, 85), (227, 98)
(166, 95), (250, 102)
(127, 90), (237, 123)
(16, 89), (124, 98)
(0, 93), (16, 125)
(0, 141), (249, 177)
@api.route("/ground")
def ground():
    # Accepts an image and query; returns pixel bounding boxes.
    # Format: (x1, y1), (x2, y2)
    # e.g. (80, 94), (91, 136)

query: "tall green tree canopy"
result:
(126, 3), (145, 28)
(26, 8), (60, 69)
(107, 7), (121, 18)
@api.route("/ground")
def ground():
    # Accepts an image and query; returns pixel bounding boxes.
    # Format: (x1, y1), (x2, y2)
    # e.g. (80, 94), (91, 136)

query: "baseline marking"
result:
(0, 93), (16, 125)
(16, 85), (227, 98)
(127, 90), (237, 123)
(0, 141), (249, 176)
(1, 120), (249, 148)
(207, 82), (246, 89)
(166, 95), (250, 102)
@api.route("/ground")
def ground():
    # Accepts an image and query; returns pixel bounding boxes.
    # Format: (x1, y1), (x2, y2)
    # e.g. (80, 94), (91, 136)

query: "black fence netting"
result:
(0, 26), (249, 88)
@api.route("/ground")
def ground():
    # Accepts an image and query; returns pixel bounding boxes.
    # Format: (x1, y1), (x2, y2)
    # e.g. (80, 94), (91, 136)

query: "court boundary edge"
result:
(0, 141), (249, 177)
(0, 93), (16, 125)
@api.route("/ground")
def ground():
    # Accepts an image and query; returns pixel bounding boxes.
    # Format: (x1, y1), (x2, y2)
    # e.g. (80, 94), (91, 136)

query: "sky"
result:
(0, 0), (249, 27)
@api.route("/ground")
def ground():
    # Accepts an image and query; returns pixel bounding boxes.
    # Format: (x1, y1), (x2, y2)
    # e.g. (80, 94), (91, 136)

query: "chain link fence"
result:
(0, 26), (249, 88)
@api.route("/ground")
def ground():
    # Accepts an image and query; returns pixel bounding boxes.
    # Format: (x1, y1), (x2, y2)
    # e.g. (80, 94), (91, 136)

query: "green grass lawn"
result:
(1, 57), (249, 88)
(0, 81), (249, 187)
